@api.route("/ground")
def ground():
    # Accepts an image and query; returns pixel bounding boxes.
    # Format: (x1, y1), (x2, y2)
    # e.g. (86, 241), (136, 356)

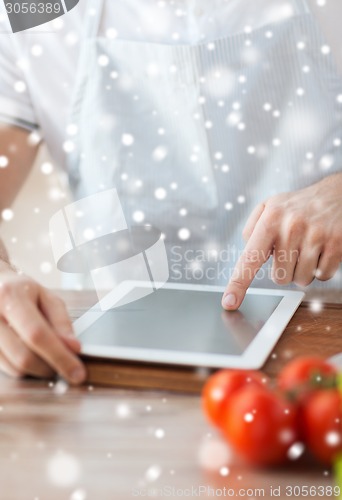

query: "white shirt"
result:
(1, 0), (342, 291)
(0, 0), (306, 169)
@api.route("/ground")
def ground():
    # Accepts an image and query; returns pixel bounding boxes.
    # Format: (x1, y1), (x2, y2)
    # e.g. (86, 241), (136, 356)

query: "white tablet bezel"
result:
(74, 281), (304, 370)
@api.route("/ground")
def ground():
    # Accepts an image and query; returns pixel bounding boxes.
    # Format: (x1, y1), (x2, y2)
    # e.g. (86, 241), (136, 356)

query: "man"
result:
(0, 0), (341, 384)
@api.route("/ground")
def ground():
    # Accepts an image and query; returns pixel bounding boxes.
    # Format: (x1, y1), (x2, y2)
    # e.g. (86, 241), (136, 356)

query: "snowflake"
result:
(47, 451), (81, 487)
(198, 438), (231, 470)
(326, 431), (341, 447)
(145, 465), (162, 482)
(244, 413), (254, 422)
(53, 379), (68, 395)
(227, 112), (242, 127)
(154, 187), (167, 200)
(121, 134), (134, 146)
(287, 442), (305, 460)
(155, 428), (165, 439)
(152, 146), (168, 162)
(310, 300), (323, 313)
(66, 124), (78, 136)
(41, 162), (53, 175)
(319, 154), (334, 171)
(133, 211), (145, 223)
(63, 140), (75, 153)
(106, 28), (118, 39)
(220, 466), (230, 477)
(178, 228), (190, 240)
(98, 55), (109, 67)
(31, 44), (43, 57)
(0, 156), (9, 168)
(40, 262), (53, 275)
(14, 81), (26, 93)
(1, 209), (14, 221)
(116, 403), (131, 419)
(147, 63), (161, 78)
(70, 489), (87, 500)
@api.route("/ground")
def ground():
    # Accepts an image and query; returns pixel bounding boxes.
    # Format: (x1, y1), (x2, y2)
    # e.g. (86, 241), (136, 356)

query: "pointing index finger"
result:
(222, 217), (275, 310)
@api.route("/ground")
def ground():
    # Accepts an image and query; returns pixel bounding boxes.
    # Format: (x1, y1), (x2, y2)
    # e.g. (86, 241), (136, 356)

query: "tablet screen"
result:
(79, 288), (282, 356)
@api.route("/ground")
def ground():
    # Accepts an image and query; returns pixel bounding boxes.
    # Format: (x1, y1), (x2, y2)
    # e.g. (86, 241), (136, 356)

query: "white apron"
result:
(65, 0), (342, 291)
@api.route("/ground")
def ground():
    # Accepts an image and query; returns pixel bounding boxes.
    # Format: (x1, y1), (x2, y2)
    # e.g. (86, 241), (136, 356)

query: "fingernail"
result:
(70, 366), (86, 384)
(223, 293), (236, 308)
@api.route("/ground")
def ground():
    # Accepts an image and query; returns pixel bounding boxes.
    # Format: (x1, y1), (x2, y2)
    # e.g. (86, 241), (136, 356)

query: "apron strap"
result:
(84, 0), (104, 38)
(297, 0), (311, 15)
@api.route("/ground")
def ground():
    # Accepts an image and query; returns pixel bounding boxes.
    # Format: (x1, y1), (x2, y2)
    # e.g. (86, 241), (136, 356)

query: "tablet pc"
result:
(74, 282), (304, 370)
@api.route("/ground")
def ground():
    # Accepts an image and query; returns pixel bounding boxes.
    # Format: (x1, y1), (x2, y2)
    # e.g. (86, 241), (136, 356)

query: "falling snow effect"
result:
(53, 379), (69, 395)
(145, 465), (162, 482)
(198, 438), (232, 470)
(1, 209), (14, 221)
(287, 442), (305, 460)
(326, 431), (341, 447)
(0, 156), (9, 168)
(47, 451), (81, 487)
(42, 0), (342, 295)
(70, 489), (87, 500)
(0, 5), (341, 499)
(115, 403), (131, 419)
(154, 428), (165, 439)
(309, 300), (323, 313)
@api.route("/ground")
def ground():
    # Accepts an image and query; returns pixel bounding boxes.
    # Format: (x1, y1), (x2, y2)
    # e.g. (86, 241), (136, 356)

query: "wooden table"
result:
(0, 290), (341, 500)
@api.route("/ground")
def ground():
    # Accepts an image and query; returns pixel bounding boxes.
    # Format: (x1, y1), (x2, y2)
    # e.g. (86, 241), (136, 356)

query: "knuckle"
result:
(229, 277), (246, 289)
(27, 326), (45, 345)
(323, 244), (339, 260)
(285, 215), (306, 238)
(309, 227), (325, 246)
(264, 205), (283, 226)
(331, 233), (342, 249)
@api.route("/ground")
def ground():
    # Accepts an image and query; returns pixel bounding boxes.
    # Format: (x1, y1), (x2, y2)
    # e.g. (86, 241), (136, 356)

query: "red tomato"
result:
(222, 386), (299, 466)
(301, 390), (342, 465)
(202, 370), (268, 427)
(278, 356), (337, 397)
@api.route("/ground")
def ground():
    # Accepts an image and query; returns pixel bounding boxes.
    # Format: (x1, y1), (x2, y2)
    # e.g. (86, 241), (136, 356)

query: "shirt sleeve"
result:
(0, 15), (38, 130)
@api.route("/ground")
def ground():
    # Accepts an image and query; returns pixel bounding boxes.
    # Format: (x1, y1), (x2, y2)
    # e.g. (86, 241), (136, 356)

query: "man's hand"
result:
(222, 173), (342, 310)
(0, 263), (86, 384)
